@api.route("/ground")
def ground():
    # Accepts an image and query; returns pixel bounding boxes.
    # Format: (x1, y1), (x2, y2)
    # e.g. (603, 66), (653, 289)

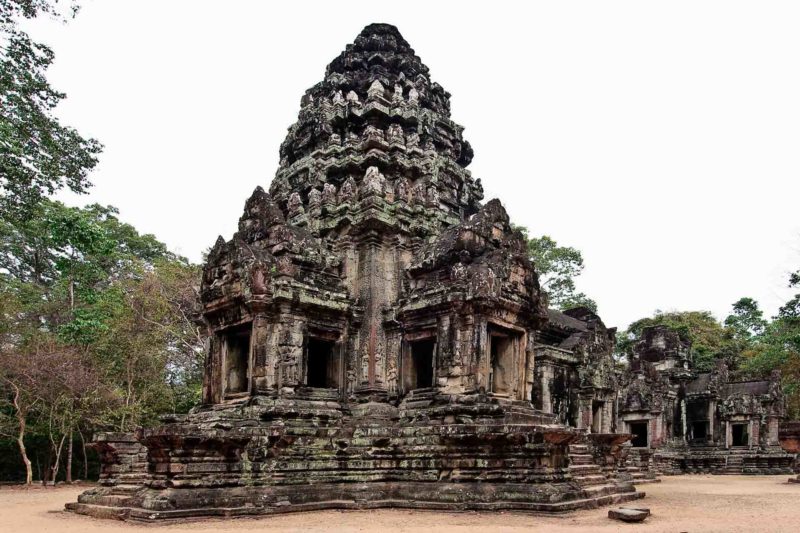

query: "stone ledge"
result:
(67, 482), (644, 521)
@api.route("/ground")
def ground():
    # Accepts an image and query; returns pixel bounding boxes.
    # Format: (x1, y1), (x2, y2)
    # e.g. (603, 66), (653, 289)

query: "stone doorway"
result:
(630, 421), (649, 447)
(731, 423), (749, 447)
(489, 326), (518, 396)
(691, 421), (709, 442)
(223, 325), (251, 395)
(592, 400), (604, 433)
(306, 337), (340, 389)
(403, 338), (435, 391)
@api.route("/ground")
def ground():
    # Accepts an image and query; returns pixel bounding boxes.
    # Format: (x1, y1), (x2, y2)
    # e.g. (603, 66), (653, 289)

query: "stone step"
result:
(545, 490), (644, 513)
(110, 484), (143, 494)
(83, 494), (132, 507)
(572, 474), (609, 486)
(569, 464), (603, 472)
(65, 502), (129, 520)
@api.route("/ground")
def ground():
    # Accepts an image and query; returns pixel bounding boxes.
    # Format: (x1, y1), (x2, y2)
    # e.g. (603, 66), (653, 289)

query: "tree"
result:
(1, 0), (102, 220)
(0, 197), (202, 482)
(741, 271), (800, 418)
(515, 228), (597, 312)
(724, 297), (767, 340)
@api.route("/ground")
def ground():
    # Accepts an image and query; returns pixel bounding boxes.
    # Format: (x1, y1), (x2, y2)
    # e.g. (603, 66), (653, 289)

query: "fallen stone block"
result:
(609, 507), (650, 522)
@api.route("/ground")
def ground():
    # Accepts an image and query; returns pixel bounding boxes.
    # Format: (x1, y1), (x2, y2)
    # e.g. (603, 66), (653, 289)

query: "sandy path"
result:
(1, 475), (797, 533)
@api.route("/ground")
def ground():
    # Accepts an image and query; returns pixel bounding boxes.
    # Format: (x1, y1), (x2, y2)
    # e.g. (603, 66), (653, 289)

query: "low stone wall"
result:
(92, 431), (150, 487)
(778, 422), (800, 456)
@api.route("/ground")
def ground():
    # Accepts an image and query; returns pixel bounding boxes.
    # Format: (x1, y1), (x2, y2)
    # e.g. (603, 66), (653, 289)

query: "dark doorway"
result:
(630, 421), (648, 447)
(306, 337), (339, 388)
(403, 338), (435, 390)
(691, 421), (708, 441)
(592, 400), (604, 433)
(224, 326), (251, 394)
(489, 327), (517, 395)
(731, 423), (749, 447)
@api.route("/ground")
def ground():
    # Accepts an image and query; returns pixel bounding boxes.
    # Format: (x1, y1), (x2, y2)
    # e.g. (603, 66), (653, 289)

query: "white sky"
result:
(26, 1), (800, 330)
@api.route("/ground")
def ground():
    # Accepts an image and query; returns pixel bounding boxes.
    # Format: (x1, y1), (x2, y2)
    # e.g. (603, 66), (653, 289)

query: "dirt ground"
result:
(0, 475), (797, 533)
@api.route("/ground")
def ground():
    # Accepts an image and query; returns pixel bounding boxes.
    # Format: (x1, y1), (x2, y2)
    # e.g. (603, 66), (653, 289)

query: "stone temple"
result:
(617, 326), (795, 475)
(67, 24), (796, 521)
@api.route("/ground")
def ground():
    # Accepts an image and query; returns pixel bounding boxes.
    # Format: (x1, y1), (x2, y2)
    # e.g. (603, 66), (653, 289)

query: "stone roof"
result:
(546, 309), (588, 332)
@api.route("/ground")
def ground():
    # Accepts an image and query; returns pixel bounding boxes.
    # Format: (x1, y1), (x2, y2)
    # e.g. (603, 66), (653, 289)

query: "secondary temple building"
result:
(617, 326), (794, 474)
(67, 24), (795, 521)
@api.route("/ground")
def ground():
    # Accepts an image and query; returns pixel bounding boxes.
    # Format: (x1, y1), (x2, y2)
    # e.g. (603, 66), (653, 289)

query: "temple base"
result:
(67, 480), (644, 521)
(66, 395), (645, 521)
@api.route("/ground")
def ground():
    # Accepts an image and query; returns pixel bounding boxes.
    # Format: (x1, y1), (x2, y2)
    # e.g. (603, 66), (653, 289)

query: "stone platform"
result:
(67, 396), (643, 521)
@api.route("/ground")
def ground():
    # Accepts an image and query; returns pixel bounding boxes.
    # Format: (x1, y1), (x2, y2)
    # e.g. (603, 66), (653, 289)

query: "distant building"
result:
(617, 326), (793, 474)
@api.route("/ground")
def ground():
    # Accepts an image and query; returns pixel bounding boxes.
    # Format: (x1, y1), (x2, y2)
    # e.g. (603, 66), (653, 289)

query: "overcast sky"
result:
(26, 1), (800, 330)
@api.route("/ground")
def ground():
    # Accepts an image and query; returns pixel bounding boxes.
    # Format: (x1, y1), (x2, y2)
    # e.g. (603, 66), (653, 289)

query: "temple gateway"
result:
(67, 24), (795, 521)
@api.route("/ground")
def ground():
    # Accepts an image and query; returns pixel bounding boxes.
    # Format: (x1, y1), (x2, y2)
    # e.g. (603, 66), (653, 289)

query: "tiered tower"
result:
(265, 23), (484, 398)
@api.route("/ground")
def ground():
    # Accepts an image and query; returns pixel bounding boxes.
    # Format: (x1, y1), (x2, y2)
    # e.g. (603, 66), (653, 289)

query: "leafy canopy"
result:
(1, 0), (101, 220)
(514, 227), (597, 312)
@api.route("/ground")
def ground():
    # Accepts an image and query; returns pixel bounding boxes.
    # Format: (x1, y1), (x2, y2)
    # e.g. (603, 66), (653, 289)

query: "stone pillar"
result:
(579, 391), (594, 431)
(251, 315), (272, 392)
(681, 399), (687, 443)
(603, 400), (614, 433)
(539, 365), (553, 414)
(351, 232), (403, 397)
(277, 311), (304, 390)
(750, 419), (760, 448)
(202, 335), (222, 405)
(708, 400), (715, 443)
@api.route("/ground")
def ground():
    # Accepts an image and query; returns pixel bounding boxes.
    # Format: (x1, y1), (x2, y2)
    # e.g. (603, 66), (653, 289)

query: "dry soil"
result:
(1, 475), (798, 533)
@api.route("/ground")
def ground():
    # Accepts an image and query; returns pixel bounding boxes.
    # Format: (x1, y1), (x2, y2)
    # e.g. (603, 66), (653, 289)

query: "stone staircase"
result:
(618, 464), (661, 484)
(568, 442), (608, 487)
(720, 449), (748, 474)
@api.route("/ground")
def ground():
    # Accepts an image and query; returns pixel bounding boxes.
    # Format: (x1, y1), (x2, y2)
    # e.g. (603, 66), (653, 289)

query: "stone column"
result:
(540, 365), (553, 414)
(708, 400), (715, 443)
(251, 314), (271, 392)
(681, 399), (687, 443)
(277, 311), (304, 391)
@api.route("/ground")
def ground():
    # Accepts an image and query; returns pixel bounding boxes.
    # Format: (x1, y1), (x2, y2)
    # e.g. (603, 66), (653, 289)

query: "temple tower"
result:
(268, 24), (483, 396)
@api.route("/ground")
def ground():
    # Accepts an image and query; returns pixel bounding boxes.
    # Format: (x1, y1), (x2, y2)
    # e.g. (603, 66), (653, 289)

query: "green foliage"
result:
(1, 198), (203, 481)
(724, 297), (767, 340)
(514, 226), (597, 312)
(739, 273), (800, 418)
(0, 1), (207, 483)
(1, 0), (101, 220)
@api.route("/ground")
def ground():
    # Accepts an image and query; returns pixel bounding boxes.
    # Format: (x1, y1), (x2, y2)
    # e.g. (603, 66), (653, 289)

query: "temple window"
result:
(306, 337), (340, 389)
(223, 325), (251, 395)
(403, 338), (435, 390)
(630, 421), (649, 447)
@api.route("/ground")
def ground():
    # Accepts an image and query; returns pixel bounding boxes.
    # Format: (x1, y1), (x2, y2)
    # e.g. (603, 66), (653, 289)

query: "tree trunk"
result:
(49, 434), (66, 486)
(66, 430), (74, 483)
(15, 413), (32, 485)
(79, 430), (89, 480)
(10, 384), (33, 485)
